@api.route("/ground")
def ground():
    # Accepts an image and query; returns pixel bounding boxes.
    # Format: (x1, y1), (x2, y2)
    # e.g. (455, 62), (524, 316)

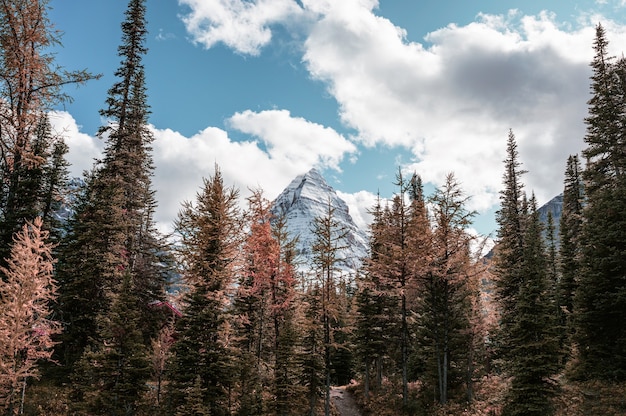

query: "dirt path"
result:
(331, 386), (362, 416)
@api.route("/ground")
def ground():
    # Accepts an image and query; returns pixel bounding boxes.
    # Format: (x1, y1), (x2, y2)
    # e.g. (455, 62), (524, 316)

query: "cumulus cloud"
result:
(49, 111), (103, 174)
(336, 189), (377, 231)
(227, 109), (357, 172)
(179, 0), (304, 55)
(52, 109), (356, 233)
(301, 4), (626, 211)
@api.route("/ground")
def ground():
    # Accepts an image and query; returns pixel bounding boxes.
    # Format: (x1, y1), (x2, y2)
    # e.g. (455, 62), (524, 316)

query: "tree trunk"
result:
(401, 292), (408, 408)
(364, 359), (370, 402)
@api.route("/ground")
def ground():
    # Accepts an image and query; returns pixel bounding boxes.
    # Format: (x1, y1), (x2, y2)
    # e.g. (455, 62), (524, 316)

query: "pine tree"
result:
(354, 194), (395, 402)
(574, 24), (626, 381)
(310, 199), (349, 416)
(502, 196), (560, 416)
(166, 166), (241, 416)
(558, 155), (583, 353)
(54, 0), (169, 380)
(0, 0), (94, 266)
(368, 169), (421, 408)
(70, 274), (151, 415)
(494, 130), (526, 360)
(0, 218), (59, 414)
(418, 173), (475, 405)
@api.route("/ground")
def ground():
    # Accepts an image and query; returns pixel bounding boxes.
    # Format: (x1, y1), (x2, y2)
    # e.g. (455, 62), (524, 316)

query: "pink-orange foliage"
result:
(0, 217), (60, 412)
(244, 190), (295, 318)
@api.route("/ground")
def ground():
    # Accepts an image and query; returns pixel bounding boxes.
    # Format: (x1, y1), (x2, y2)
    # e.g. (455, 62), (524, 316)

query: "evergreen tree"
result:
(369, 169), (421, 408)
(354, 195), (394, 402)
(418, 173), (475, 405)
(502, 196), (560, 416)
(271, 212), (301, 416)
(574, 24), (626, 381)
(558, 155), (583, 352)
(166, 166), (241, 416)
(299, 284), (325, 416)
(559, 155), (583, 315)
(54, 0), (169, 379)
(310, 199), (349, 416)
(494, 130), (526, 361)
(70, 274), (151, 415)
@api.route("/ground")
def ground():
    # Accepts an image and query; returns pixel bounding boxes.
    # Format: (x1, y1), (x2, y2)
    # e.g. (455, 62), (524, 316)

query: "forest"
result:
(0, 0), (626, 415)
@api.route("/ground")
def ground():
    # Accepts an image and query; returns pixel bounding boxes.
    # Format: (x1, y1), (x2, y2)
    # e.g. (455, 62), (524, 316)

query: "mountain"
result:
(538, 193), (563, 242)
(271, 168), (369, 277)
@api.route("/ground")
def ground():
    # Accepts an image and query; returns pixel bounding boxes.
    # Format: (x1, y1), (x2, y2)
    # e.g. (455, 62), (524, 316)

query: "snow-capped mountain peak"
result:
(271, 168), (368, 277)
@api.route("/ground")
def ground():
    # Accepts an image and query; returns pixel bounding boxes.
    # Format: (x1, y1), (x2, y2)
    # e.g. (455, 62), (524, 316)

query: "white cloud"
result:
(52, 109), (357, 233)
(179, 0), (304, 55)
(336, 189), (377, 231)
(227, 109), (357, 172)
(301, 5), (626, 211)
(49, 111), (103, 175)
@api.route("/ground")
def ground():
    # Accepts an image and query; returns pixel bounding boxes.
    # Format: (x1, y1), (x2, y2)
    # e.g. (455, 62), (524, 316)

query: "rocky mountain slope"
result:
(271, 168), (369, 277)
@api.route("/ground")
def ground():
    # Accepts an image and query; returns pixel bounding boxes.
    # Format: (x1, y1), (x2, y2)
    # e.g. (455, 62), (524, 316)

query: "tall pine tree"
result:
(54, 0), (169, 387)
(558, 154), (583, 356)
(502, 196), (560, 416)
(419, 173), (475, 405)
(574, 24), (626, 381)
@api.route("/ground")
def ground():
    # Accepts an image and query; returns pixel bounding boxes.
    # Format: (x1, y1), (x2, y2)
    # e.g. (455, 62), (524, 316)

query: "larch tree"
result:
(574, 24), (626, 381)
(166, 166), (242, 416)
(0, 0), (94, 266)
(0, 218), (59, 415)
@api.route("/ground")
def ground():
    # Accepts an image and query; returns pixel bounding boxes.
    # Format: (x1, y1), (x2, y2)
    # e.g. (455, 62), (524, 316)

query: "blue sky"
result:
(47, 0), (626, 236)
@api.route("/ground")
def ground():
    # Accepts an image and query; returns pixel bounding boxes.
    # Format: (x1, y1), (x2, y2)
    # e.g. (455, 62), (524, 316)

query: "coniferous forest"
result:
(1, 1), (626, 415)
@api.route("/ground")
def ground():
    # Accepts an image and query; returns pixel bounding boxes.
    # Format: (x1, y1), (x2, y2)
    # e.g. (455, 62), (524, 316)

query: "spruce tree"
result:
(355, 194), (395, 401)
(502, 196), (560, 416)
(271, 212), (301, 416)
(299, 284), (325, 416)
(70, 274), (151, 415)
(574, 24), (626, 381)
(166, 166), (241, 416)
(310, 199), (348, 416)
(558, 155), (583, 353)
(494, 130), (526, 360)
(54, 0), (169, 381)
(559, 155), (583, 314)
(369, 169), (424, 408)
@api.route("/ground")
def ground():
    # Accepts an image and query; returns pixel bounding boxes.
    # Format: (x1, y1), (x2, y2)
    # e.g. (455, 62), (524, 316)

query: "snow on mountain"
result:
(271, 168), (369, 277)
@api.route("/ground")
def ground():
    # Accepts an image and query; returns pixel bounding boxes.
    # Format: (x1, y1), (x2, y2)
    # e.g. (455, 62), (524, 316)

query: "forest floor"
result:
(331, 385), (362, 416)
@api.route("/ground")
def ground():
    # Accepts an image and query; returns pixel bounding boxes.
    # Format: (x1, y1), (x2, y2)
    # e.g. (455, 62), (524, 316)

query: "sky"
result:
(47, 0), (626, 237)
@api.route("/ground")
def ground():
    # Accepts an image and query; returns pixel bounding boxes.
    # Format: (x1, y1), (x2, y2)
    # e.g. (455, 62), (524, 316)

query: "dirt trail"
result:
(330, 386), (362, 416)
